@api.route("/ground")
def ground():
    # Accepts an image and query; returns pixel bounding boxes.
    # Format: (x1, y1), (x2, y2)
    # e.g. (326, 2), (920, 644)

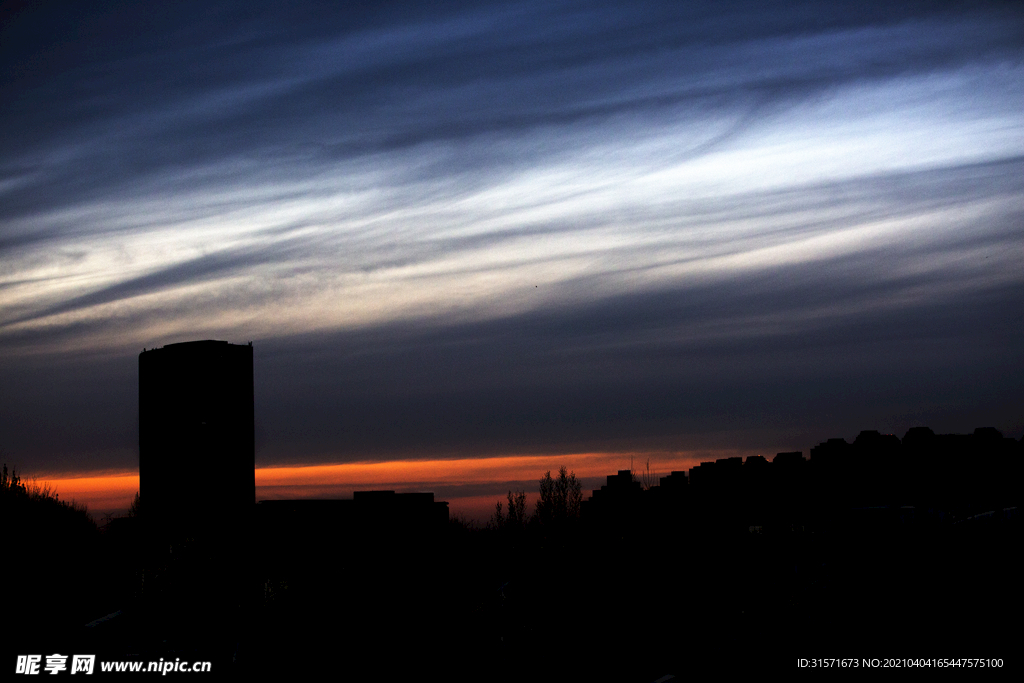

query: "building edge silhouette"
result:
(139, 339), (255, 538)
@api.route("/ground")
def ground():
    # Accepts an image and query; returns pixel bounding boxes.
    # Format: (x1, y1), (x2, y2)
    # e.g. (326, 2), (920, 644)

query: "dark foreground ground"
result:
(6, 506), (1019, 680)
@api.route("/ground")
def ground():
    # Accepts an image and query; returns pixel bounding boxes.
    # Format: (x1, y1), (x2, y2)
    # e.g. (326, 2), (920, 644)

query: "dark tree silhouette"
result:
(128, 490), (141, 518)
(633, 457), (658, 491)
(1, 462), (23, 493)
(491, 489), (526, 531)
(535, 466), (582, 528)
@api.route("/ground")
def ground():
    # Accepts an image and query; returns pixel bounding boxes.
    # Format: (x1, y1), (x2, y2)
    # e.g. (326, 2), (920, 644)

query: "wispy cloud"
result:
(1, 1), (1022, 474)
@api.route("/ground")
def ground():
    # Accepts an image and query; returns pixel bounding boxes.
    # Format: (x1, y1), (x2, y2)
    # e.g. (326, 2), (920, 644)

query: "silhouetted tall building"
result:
(139, 340), (254, 536)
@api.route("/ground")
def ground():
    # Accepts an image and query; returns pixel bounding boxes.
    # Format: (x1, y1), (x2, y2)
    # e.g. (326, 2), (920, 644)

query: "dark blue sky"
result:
(1, 0), (1022, 477)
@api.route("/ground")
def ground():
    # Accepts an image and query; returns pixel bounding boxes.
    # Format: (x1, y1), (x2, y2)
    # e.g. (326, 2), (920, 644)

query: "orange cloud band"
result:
(35, 449), (756, 521)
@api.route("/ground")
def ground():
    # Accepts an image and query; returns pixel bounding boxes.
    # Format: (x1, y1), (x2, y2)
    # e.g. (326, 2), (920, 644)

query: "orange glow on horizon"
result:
(254, 450), (728, 489)
(30, 449), (755, 521)
(253, 450), (743, 521)
(33, 472), (140, 516)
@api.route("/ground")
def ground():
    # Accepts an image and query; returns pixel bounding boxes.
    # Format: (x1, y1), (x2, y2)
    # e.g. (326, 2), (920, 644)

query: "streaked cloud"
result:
(1, 1), (1021, 481)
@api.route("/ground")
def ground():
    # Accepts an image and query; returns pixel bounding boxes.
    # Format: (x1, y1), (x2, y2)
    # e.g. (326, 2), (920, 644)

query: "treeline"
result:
(490, 466), (582, 533)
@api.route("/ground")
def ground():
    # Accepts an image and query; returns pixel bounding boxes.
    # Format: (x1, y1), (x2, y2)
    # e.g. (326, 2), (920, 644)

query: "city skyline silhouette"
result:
(4, 337), (1020, 679)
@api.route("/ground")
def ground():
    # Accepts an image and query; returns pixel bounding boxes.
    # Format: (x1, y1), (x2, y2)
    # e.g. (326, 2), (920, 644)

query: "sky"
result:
(2, 0), (1023, 521)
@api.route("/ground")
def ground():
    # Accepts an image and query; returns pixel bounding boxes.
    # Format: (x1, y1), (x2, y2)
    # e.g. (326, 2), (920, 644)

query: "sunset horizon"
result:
(3, 1), (1021, 676)
(21, 421), (1020, 526)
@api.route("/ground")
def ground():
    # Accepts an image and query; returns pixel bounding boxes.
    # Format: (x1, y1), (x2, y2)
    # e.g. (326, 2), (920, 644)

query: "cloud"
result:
(1, 1), (1022, 477)
(2, 241), (295, 327)
(2, 153), (1022, 350)
(250, 264), (1023, 463)
(3, 1), (1021, 222)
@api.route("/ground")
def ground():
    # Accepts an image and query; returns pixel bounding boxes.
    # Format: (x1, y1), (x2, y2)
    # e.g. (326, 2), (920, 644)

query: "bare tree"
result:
(640, 458), (657, 491)
(630, 457), (658, 491)
(492, 490), (527, 531)
(535, 466), (581, 527)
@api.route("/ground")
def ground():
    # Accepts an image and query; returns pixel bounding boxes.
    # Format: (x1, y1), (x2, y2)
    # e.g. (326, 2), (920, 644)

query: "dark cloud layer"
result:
(249, 265), (1022, 462)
